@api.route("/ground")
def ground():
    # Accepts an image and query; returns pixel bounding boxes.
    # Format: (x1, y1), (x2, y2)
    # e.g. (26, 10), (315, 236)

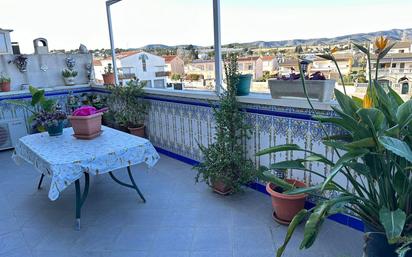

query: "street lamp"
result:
(106, 0), (122, 86)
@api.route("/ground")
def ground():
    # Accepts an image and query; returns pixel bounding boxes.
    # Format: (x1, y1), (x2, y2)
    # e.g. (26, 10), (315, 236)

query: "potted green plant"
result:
(7, 86), (64, 134)
(62, 69), (78, 86)
(107, 80), (148, 137)
(256, 167), (307, 224)
(102, 63), (115, 85)
(34, 107), (67, 136)
(194, 54), (257, 195)
(0, 73), (11, 92)
(260, 37), (412, 257)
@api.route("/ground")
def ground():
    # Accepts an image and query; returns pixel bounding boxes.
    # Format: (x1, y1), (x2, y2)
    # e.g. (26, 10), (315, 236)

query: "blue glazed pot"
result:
(236, 74), (252, 96)
(47, 121), (64, 136)
(363, 226), (411, 257)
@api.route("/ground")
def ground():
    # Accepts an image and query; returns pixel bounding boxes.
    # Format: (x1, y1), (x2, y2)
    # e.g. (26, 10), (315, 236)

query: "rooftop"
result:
(0, 150), (363, 257)
(163, 55), (178, 63)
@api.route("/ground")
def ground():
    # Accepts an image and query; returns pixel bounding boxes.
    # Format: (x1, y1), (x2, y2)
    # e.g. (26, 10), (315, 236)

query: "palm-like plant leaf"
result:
(379, 207), (406, 244)
(321, 149), (368, 191)
(379, 136), (412, 163)
(276, 209), (309, 257)
(256, 144), (302, 156)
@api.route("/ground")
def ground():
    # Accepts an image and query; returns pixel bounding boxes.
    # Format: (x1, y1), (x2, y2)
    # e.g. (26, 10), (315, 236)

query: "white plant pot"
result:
(268, 79), (336, 102)
(63, 77), (76, 86)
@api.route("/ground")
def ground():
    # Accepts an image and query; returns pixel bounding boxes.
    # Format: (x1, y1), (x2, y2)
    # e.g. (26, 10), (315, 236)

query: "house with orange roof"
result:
(237, 56), (263, 79)
(164, 55), (184, 75)
(261, 56), (278, 72)
(187, 56), (264, 80)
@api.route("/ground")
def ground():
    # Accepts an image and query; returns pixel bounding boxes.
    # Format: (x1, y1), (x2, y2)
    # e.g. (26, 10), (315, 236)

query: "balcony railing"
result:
(371, 68), (412, 75)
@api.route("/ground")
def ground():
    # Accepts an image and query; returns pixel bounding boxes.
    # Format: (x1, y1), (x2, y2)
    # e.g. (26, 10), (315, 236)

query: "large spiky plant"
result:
(257, 37), (412, 257)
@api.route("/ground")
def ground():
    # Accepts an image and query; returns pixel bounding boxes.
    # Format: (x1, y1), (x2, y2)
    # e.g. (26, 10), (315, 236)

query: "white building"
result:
(369, 41), (412, 98)
(261, 56), (277, 73)
(94, 51), (167, 88)
(0, 28), (13, 55)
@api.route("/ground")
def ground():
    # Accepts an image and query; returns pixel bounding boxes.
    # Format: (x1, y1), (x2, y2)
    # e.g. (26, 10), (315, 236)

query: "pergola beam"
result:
(106, 0), (122, 86)
(213, 0), (223, 94)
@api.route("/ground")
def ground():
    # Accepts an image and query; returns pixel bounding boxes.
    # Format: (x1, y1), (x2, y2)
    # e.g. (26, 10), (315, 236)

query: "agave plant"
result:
(257, 37), (412, 257)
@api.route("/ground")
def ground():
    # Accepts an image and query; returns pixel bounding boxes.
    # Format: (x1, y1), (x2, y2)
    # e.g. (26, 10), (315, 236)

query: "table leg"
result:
(74, 173), (90, 230)
(108, 166), (146, 203)
(37, 174), (45, 190)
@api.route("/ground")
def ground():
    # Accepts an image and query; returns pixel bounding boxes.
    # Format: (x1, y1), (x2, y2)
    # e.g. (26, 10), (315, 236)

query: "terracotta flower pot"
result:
(128, 125), (145, 138)
(68, 113), (103, 137)
(1, 81), (11, 92)
(102, 73), (115, 85)
(212, 179), (233, 195)
(266, 179), (307, 224)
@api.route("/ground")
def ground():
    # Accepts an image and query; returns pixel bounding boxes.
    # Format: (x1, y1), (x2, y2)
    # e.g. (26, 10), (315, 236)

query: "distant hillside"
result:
(242, 28), (412, 48)
(140, 28), (412, 49)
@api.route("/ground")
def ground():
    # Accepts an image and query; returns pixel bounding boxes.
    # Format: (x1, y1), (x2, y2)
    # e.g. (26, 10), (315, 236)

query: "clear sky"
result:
(1, 0), (412, 53)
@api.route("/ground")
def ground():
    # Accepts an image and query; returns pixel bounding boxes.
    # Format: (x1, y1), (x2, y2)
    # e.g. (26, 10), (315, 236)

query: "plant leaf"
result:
(352, 96), (363, 108)
(262, 170), (294, 191)
(313, 115), (357, 132)
(285, 183), (338, 195)
(397, 100), (412, 128)
(353, 42), (369, 55)
(270, 160), (306, 171)
(379, 136), (412, 163)
(31, 91), (44, 106)
(334, 89), (359, 117)
(300, 196), (353, 249)
(317, 54), (333, 61)
(387, 86), (404, 107)
(276, 209), (309, 257)
(345, 137), (376, 149)
(41, 99), (55, 112)
(393, 170), (408, 195)
(322, 140), (350, 150)
(304, 155), (334, 166)
(357, 108), (387, 132)
(321, 149), (368, 191)
(256, 144), (302, 156)
(379, 207), (406, 244)
(378, 42), (396, 60)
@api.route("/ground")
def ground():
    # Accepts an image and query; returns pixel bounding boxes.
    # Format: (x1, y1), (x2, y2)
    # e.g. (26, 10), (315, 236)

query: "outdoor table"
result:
(12, 126), (160, 230)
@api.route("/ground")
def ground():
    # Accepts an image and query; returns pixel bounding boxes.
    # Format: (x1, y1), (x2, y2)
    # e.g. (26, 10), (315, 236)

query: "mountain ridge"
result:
(141, 28), (412, 49)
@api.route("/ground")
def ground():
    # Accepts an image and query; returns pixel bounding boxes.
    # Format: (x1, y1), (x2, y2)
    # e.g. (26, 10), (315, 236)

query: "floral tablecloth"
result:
(12, 126), (160, 201)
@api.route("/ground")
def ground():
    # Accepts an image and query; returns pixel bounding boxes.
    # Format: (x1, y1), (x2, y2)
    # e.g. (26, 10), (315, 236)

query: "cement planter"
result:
(63, 77), (76, 86)
(268, 79), (335, 102)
